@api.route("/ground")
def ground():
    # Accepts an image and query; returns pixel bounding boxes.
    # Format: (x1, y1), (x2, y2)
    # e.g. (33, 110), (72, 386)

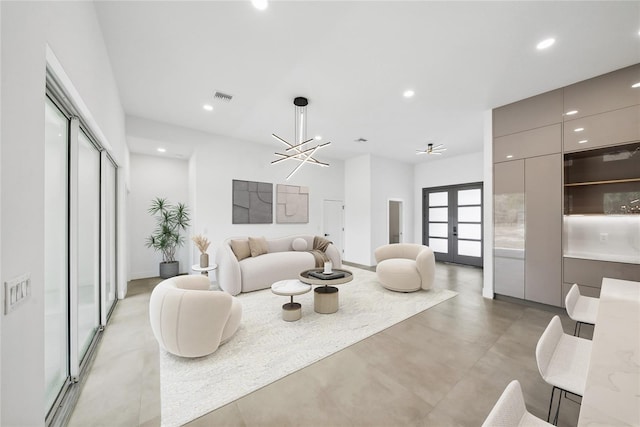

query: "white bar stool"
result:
(535, 315), (592, 425)
(482, 380), (552, 427)
(565, 283), (599, 337)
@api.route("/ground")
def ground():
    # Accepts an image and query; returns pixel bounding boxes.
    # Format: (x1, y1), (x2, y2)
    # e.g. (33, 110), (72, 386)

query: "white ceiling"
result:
(95, 1), (640, 163)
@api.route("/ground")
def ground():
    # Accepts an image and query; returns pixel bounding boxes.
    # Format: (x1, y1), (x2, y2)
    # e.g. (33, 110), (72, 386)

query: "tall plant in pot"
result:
(145, 197), (190, 279)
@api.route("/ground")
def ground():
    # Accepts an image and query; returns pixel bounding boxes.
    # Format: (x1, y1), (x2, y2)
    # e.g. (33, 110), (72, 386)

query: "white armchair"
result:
(374, 243), (435, 292)
(149, 275), (242, 358)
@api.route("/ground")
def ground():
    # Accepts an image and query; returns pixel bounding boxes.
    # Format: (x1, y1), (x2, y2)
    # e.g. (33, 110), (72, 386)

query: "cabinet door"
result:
(563, 105), (640, 152)
(525, 154), (562, 306)
(494, 124), (561, 162)
(563, 63), (640, 120)
(493, 160), (525, 298)
(493, 89), (563, 138)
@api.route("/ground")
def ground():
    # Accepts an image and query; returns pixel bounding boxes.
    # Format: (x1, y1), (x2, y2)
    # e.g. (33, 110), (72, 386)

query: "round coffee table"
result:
(299, 268), (353, 314)
(271, 279), (312, 321)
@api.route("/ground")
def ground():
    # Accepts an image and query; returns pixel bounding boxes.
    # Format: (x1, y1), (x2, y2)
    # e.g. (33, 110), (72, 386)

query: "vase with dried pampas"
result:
(192, 235), (211, 268)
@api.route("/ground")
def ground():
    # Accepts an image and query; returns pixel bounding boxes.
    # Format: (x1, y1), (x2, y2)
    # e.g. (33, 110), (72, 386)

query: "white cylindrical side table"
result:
(191, 263), (218, 276)
(271, 279), (312, 321)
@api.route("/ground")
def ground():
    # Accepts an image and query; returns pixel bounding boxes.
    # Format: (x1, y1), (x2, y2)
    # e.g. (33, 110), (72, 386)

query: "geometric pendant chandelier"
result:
(271, 96), (331, 180)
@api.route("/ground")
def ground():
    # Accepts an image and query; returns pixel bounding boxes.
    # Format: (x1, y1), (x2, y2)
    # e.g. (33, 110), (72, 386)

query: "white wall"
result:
(483, 110), (494, 299)
(127, 116), (345, 281)
(344, 155), (372, 265)
(0, 4), (3, 421)
(128, 153), (190, 280)
(0, 2), (126, 424)
(371, 156), (415, 261)
(413, 151), (484, 243)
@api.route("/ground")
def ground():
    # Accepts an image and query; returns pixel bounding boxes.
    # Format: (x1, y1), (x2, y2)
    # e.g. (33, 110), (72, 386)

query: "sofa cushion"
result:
(292, 237), (308, 251)
(230, 239), (251, 260)
(248, 236), (269, 257)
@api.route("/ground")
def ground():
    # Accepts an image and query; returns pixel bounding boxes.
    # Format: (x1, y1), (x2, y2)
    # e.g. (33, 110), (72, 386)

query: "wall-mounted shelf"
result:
(565, 178), (640, 187)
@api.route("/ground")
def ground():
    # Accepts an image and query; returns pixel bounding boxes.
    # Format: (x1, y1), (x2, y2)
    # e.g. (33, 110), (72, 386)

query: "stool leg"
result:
(547, 386), (558, 423)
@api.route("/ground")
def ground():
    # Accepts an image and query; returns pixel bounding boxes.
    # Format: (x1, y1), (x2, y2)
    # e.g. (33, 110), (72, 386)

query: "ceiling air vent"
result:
(213, 91), (233, 102)
(354, 137), (368, 143)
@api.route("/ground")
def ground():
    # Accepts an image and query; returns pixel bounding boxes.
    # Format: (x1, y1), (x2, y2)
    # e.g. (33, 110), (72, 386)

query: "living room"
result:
(1, 1), (639, 426)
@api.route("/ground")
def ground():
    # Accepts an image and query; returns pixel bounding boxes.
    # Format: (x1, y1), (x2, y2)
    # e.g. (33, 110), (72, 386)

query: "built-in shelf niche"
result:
(564, 141), (640, 215)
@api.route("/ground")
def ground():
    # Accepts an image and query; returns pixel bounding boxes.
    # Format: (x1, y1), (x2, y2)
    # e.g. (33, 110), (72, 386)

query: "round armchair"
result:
(374, 243), (435, 292)
(149, 275), (242, 358)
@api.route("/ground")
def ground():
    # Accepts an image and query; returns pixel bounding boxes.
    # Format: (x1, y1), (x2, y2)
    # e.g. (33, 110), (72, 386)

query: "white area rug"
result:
(160, 267), (457, 426)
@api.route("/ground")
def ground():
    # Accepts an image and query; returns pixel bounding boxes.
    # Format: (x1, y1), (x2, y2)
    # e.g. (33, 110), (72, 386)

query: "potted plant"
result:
(192, 234), (211, 268)
(145, 197), (190, 279)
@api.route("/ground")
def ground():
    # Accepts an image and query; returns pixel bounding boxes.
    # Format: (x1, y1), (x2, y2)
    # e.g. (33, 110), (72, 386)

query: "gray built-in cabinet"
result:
(492, 63), (640, 307)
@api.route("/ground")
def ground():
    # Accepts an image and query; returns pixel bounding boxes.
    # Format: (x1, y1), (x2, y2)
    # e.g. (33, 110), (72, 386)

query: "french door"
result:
(423, 183), (483, 267)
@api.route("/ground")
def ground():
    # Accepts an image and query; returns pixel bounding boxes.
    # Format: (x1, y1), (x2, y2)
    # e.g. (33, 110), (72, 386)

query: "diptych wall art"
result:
(276, 184), (309, 223)
(232, 180), (273, 224)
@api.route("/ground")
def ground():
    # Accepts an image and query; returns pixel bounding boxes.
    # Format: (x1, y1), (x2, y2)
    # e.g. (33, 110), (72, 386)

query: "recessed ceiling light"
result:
(565, 110), (578, 116)
(203, 104), (213, 111)
(314, 135), (322, 140)
(157, 148), (166, 153)
(578, 140), (588, 144)
(251, 0), (268, 10)
(632, 82), (640, 88)
(574, 127), (584, 132)
(403, 89), (415, 98)
(536, 38), (556, 50)
(506, 155), (514, 159)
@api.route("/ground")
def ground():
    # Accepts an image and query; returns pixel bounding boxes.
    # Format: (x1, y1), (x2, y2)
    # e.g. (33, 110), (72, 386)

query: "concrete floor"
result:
(69, 263), (590, 426)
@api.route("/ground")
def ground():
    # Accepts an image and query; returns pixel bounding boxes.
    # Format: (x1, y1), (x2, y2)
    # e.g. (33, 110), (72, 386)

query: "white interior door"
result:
(323, 200), (344, 256)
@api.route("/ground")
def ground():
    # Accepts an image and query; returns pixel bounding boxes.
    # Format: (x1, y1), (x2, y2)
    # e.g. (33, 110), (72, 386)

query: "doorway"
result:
(422, 183), (483, 267)
(323, 200), (344, 256)
(388, 200), (403, 244)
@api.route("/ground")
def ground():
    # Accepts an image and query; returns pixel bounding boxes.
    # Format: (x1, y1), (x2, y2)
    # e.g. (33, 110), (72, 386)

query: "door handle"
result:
(453, 226), (457, 237)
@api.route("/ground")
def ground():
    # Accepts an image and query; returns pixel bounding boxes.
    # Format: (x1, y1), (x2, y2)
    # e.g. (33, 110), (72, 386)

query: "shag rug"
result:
(159, 267), (457, 426)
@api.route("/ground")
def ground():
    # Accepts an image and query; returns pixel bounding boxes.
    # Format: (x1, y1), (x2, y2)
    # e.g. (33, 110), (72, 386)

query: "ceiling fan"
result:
(416, 143), (447, 155)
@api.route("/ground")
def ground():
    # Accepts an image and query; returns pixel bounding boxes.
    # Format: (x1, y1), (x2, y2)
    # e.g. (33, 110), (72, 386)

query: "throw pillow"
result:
(230, 239), (251, 261)
(248, 236), (269, 257)
(292, 237), (308, 251)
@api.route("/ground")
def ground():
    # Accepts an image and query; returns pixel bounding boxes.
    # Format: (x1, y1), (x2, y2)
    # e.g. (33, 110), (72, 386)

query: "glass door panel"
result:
(103, 156), (117, 319)
(44, 98), (69, 412)
(455, 188), (482, 266)
(427, 192), (449, 256)
(77, 131), (100, 361)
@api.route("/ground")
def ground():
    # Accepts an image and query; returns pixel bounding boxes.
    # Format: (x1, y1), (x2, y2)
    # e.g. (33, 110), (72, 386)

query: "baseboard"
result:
(342, 261), (376, 272)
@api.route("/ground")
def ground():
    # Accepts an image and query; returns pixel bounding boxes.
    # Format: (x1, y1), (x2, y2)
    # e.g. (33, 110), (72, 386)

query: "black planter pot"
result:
(159, 261), (179, 279)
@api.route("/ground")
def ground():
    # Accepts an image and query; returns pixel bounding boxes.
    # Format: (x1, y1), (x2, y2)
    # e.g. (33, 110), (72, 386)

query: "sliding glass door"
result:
(103, 154), (118, 320)
(75, 131), (101, 363)
(44, 97), (70, 411)
(44, 83), (119, 422)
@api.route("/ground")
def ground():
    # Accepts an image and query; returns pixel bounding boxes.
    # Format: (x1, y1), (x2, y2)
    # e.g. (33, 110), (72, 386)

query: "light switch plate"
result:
(4, 273), (31, 315)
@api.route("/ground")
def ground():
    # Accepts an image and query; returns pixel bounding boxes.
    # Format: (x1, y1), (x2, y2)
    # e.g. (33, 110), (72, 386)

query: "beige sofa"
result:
(216, 234), (342, 296)
(374, 243), (435, 292)
(149, 275), (242, 358)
